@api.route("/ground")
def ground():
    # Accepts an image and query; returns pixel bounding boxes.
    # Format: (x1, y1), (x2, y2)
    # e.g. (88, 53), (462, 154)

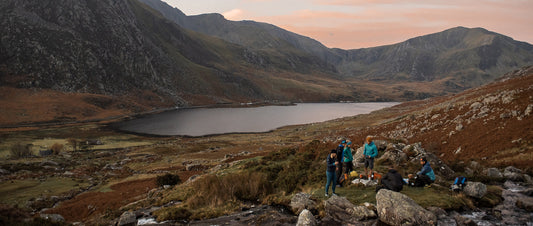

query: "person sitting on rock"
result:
(409, 157), (435, 187)
(376, 165), (405, 192)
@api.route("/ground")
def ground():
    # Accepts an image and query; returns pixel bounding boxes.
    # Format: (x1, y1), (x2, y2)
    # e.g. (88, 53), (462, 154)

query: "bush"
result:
(187, 172), (271, 208)
(156, 173), (181, 187)
(154, 206), (192, 222)
(50, 143), (63, 155)
(10, 143), (32, 158)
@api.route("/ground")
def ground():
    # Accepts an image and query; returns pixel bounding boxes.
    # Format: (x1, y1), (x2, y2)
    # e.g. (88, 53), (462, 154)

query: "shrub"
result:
(154, 206), (192, 222)
(10, 143), (32, 158)
(50, 143), (63, 155)
(156, 173), (181, 187)
(187, 172), (271, 209)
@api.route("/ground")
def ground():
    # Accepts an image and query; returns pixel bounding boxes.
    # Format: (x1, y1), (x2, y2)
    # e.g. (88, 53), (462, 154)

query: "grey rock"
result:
(504, 166), (524, 181)
(118, 211), (137, 226)
(296, 209), (317, 226)
(290, 192), (317, 215)
(324, 195), (375, 224)
(463, 181), (487, 198)
(376, 189), (437, 225)
(40, 214), (65, 222)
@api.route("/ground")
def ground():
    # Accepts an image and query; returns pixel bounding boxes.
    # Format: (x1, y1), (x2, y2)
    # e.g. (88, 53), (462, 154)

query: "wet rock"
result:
(118, 211), (137, 226)
(516, 196), (533, 212)
(454, 214), (477, 226)
(290, 192), (317, 215)
(376, 189), (436, 225)
(463, 181), (487, 198)
(296, 209), (316, 226)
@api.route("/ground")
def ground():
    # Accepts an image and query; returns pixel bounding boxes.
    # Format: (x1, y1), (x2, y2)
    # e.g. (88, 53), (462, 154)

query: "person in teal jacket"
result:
(342, 140), (354, 184)
(363, 136), (378, 179)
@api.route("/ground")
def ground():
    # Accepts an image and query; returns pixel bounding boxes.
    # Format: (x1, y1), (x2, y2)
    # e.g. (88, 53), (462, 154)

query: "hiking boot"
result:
(325, 193), (329, 197)
(332, 193), (338, 196)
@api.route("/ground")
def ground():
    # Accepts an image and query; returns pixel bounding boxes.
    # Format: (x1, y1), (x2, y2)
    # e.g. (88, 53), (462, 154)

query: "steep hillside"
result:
(140, 0), (533, 94)
(357, 65), (533, 168)
(0, 0), (342, 110)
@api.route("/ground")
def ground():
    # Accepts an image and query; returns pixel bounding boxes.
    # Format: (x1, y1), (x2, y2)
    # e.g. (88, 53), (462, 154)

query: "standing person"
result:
(411, 157), (435, 187)
(376, 165), (405, 192)
(325, 149), (338, 197)
(342, 141), (354, 183)
(363, 136), (378, 179)
(335, 140), (346, 186)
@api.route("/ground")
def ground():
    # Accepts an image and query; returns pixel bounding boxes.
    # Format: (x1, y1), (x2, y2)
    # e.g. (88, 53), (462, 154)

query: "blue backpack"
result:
(451, 176), (466, 191)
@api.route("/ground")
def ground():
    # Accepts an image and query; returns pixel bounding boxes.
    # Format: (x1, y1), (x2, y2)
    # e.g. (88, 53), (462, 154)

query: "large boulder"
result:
(296, 209), (317, 226)
(463, 181), (487, 198)
(290, 192), (317, 215)
(376, 189), (437, 225)
(324, 195), (376, 224)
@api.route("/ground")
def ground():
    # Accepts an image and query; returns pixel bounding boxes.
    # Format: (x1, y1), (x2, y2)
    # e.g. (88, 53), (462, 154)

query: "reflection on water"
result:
(115, 102), (398, 136)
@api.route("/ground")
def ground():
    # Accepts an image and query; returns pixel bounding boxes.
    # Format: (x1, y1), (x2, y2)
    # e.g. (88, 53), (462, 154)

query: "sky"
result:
(163, 0), (533, 49)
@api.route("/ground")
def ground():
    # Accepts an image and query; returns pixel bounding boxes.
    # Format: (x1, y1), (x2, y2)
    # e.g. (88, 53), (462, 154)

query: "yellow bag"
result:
(350, 171), (358, 178)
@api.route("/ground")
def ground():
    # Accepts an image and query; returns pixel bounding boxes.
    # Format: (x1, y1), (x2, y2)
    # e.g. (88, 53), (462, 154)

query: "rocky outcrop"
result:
(118, 211), (137, 226)
(376, 189), (437, 225)
(290, 192), (317, 215)
(296, 209), (316, 226)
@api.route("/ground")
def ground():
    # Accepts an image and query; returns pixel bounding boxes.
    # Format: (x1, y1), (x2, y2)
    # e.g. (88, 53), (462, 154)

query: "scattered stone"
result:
(376, 189), (436, 225)
(290, 192), (317, 215)
(296, 209), (316, 226)
(40, 214), (65, 222)
(463, 181), (487, 198)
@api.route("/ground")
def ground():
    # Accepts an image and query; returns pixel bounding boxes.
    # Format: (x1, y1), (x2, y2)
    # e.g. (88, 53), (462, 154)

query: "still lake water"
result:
(115, 102), (398, 136)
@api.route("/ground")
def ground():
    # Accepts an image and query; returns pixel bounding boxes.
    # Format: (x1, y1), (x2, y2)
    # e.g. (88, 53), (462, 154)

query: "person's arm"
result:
(418, 164), (430, 175)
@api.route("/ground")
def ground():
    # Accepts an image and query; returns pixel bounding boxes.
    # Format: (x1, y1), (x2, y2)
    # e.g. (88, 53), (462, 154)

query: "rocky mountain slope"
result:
(140, 0), (533, 93)
(0, 0), (342, 109)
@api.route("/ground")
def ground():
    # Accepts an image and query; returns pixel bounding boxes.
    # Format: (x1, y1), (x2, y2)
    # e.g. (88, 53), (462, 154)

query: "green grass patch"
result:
(0, 178), (89, 207)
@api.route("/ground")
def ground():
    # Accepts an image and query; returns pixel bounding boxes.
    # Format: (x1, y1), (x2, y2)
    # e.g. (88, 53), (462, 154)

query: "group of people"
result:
(325, 136), (436, 196)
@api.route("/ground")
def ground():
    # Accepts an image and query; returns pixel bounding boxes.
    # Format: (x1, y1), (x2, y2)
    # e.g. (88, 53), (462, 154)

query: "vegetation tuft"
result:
(10, 143), (32, 158)
(156, 173), (181, 187)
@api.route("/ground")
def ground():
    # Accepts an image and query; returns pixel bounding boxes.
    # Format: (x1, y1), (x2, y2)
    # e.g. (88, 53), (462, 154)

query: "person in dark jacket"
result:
(335, 140), (345, 186)
(376, 165), (405, 192)
(325, 149), (338, 197)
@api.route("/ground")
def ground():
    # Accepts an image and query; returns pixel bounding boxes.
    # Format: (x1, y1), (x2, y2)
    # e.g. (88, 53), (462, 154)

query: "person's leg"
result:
(332, 172), (337, 194)
(325, 171), (332, 195)
(369, 158), (374, 178)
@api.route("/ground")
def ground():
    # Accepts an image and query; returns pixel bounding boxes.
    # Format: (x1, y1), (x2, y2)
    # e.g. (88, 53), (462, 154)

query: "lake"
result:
(115, 102), (398, 136)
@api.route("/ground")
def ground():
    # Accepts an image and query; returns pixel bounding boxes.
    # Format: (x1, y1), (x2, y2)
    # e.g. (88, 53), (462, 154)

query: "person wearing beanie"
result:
(325, 149), (338, 197)
(342, 140), (354, 184)
(363, 136), (378, 180)
(412, 157), (435, 187)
